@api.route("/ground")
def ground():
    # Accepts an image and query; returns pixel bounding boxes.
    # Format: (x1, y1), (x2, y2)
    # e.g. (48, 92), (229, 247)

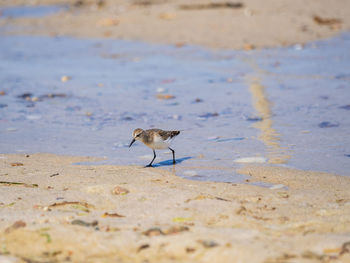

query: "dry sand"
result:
(1, 153), (350, 262)
(0, 0), (350, 49)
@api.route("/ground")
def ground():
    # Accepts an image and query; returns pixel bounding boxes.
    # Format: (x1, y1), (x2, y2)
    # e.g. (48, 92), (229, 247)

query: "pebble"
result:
(156, 87), (165, 93)
(339, 104), (350, 110)
(318, 121), (339, 128)
(198, 112), (219, 119)
(71, 219), (98, 227)
(243, 44), (255, 50)
(10, 162), (24, 167)
(172, 114), (181, 120)
(112, 186), (129, 195)
(245, 116), (263, 122)
(156, 94), (175, 100)
(234, 157), (267, 163)
(61, 75), (71, 82)
(198, 240), (219, 248)
(192, 98), (203, 103)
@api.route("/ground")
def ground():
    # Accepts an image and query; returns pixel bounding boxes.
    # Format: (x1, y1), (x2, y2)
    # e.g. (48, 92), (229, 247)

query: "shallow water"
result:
(0, 5), (67, 18)
(0, 33), (349, 181)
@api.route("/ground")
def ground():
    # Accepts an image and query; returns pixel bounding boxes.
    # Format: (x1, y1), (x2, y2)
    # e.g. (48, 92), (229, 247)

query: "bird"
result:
(129, 128), (180, 167)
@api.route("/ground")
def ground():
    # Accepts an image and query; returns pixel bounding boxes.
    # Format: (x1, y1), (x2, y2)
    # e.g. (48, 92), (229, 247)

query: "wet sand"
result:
(0, 0), (350, 49)
(1, 153), (350, 263)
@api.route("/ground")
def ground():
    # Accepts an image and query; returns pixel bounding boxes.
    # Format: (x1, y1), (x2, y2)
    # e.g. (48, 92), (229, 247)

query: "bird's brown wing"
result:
(149, 129), (180, 141)
(156, 129), (180, 140)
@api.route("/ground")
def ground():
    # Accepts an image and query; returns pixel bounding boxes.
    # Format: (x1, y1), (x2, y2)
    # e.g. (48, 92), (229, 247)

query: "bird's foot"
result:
(144, 164), (153, 168)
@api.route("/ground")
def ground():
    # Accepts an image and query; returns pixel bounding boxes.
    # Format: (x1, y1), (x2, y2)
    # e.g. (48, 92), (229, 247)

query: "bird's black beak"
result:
(129, 138), (136, 148)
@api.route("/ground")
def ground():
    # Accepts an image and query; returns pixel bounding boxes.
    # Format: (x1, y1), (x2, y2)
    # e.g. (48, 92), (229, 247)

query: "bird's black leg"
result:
(168, 147), (176, 164)
(145, 150), (156, 167)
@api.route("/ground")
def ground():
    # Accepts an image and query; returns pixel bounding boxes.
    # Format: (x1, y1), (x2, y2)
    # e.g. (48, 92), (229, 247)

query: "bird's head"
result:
(129, 128), (144, 147)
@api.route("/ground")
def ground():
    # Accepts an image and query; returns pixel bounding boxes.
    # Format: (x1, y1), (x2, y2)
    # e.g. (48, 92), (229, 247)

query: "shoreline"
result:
(1, 153), (350, 262)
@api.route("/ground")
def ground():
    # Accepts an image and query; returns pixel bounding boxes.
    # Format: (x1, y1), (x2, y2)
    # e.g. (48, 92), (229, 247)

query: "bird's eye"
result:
(136, 134), (140, 137)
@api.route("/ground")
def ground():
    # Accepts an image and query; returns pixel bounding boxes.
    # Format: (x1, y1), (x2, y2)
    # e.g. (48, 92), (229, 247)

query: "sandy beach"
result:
(1, 153), (350, 263)
(1, 0), (350, 49)
(1, 1), (350, 262)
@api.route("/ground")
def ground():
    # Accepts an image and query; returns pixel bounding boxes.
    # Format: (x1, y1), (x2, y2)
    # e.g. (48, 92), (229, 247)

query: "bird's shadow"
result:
(152, 156), (192, 167)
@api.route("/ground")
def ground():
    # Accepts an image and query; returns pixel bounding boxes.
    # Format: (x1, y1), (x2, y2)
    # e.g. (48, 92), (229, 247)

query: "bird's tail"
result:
(171, 131), (180, 137)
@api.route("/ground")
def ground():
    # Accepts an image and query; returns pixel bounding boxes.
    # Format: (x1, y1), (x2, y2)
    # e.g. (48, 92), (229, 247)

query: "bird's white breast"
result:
(148, 134), (171, 149)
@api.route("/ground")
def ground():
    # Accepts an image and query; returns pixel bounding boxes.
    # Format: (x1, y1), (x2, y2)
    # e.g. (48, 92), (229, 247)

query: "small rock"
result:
(71, 219), (98, 227)
(121, 116), (133, 121)
(143, 227), (164, 237)
(339, 105), (350, 110)
(5, 220), (26, 233)
(198, 112), (219, 119)
(175, 42), (185, 48)
(102, 212), (125, 218)
(243, 44), (255, 50)
(156, 94), (175, 100)
(164, 226), (189, 235)
(73, 0), (84, 7)
(17, 93), (32, 99)
(156, 87), (165, 93)
(137, 244), (150, 252)
(318, 121), (339, 128)
(172, 114), (181, 120)
(61, 76), (71, 82)
(198, 240), (218, 248)
(186, 247), (196, 253)
(193, 98), (203, 103)
(10, 162), (24, 167)
(112, 186), (129, 195)
(246, 116), (263, 122)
